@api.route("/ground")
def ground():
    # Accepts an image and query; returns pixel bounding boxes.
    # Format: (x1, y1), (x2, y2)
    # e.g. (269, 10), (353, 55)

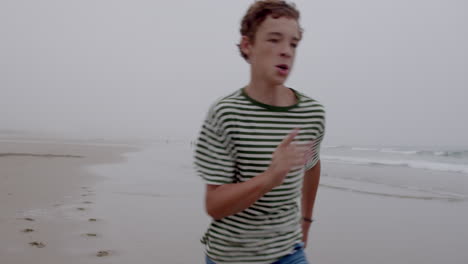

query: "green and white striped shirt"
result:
(194, 87), (325, 264)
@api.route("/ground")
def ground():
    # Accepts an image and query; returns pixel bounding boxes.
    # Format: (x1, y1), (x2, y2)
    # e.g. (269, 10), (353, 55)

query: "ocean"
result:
(322, 145), (468, 174)
(320, 145), (468, 202)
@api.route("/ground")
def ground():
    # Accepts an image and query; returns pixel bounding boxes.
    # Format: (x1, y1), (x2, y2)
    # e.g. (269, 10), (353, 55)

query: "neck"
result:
(245, 79), (295, 107)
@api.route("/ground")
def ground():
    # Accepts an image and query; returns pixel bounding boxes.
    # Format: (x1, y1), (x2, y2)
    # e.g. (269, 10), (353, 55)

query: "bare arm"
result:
(205, 129), (306, 220)
(301, 160), (321, 247)
(205, 170), (276, 220)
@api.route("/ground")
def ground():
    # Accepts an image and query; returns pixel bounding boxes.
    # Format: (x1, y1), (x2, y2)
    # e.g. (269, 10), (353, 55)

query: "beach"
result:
(0, 139), (139, 264)
(1, 139), (467, 263)
(309, 163), (468, 264)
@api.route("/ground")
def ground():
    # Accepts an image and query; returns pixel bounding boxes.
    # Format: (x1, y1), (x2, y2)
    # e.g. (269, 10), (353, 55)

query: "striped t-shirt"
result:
(194, 87), (325, 264)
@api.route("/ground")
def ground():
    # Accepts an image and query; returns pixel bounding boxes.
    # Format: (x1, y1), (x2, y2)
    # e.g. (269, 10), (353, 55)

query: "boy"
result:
(194, 1), (325, 263)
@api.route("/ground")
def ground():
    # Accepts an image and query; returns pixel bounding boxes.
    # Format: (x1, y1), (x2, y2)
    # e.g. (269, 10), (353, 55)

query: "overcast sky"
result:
(1, 0), (467, 147)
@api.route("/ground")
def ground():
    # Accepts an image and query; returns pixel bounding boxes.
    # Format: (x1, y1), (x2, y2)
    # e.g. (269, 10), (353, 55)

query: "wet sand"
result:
(88, 143), (468, 264)
(310, 163), (468, 264)
(0, 140), (139, 264)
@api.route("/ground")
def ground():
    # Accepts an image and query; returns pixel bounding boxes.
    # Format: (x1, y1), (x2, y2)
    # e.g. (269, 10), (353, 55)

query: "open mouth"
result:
(276, 64), (289, 70)
(276, 64), (289, 75)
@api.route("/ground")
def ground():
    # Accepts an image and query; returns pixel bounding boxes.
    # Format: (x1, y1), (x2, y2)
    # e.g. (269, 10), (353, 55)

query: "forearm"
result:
(302, 160), (321, 219)
(205, 170), (277, 220)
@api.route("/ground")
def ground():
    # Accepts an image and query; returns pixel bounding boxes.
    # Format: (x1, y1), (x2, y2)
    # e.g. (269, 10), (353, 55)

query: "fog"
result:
(1, 0), (467, 147)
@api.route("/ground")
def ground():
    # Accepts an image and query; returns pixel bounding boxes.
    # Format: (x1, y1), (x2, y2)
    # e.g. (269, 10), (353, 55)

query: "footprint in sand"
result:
(83, 233), (98, 237)
(96, 250), (111, 257)
(22, 228), (34, 233)
(29, 241), (46, 248)
(82, 187), (95, 194)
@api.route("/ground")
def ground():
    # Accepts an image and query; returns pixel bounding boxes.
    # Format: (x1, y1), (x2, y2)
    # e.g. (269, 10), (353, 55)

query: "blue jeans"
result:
(205, 243), (308, 264)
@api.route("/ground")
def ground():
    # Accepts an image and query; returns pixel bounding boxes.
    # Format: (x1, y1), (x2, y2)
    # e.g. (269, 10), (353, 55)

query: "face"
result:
(241, 16), (301, 85)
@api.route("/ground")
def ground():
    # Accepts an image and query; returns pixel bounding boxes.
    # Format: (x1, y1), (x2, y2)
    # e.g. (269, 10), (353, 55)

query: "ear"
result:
(240, 36), (252, 60)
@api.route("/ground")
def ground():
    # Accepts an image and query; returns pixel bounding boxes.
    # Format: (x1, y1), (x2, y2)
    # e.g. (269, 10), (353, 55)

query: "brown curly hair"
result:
(238, 0), (303, 60)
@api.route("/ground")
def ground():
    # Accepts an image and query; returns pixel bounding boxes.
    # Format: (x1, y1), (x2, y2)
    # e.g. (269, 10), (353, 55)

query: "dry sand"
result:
(0, 140), (139, 264)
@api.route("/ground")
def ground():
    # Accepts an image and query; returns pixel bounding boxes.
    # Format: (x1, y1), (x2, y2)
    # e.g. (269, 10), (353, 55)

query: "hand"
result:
(268, 128), (307, 187)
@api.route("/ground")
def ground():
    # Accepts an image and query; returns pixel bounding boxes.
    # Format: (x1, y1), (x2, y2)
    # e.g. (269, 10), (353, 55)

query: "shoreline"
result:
(1, 140), (467, 263)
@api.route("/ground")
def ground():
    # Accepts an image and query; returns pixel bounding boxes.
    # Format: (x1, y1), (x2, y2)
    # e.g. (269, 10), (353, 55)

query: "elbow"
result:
(207, 211), (223, 221)
(205, 202), (224, 220)
(205, 184), (225, 220)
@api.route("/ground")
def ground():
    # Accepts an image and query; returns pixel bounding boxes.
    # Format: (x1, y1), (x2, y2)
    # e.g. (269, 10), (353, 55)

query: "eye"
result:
(291, 43), (298, 48)
(268, 39), (279, 43)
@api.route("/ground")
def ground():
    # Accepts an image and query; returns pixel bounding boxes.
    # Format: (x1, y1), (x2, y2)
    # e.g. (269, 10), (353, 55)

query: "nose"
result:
(279, 43), (293, 58)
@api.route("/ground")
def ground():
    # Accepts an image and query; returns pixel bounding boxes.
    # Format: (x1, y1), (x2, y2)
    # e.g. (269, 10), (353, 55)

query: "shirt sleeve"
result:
(304, 133), (324, 170)
(193, 104), (236, 185)
(305, 107), (326, 171)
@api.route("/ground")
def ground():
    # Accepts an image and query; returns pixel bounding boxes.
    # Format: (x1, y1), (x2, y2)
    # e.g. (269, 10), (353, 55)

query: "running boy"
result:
(194, 1), (325, 263)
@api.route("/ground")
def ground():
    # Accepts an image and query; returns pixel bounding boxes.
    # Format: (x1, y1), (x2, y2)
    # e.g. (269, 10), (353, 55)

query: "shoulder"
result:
(205, 89), (245, 121)
(293, 89), (325, 113)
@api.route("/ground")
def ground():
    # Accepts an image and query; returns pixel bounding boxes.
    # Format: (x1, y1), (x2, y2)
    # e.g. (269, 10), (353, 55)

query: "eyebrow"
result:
(267, 32), (300, 41)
